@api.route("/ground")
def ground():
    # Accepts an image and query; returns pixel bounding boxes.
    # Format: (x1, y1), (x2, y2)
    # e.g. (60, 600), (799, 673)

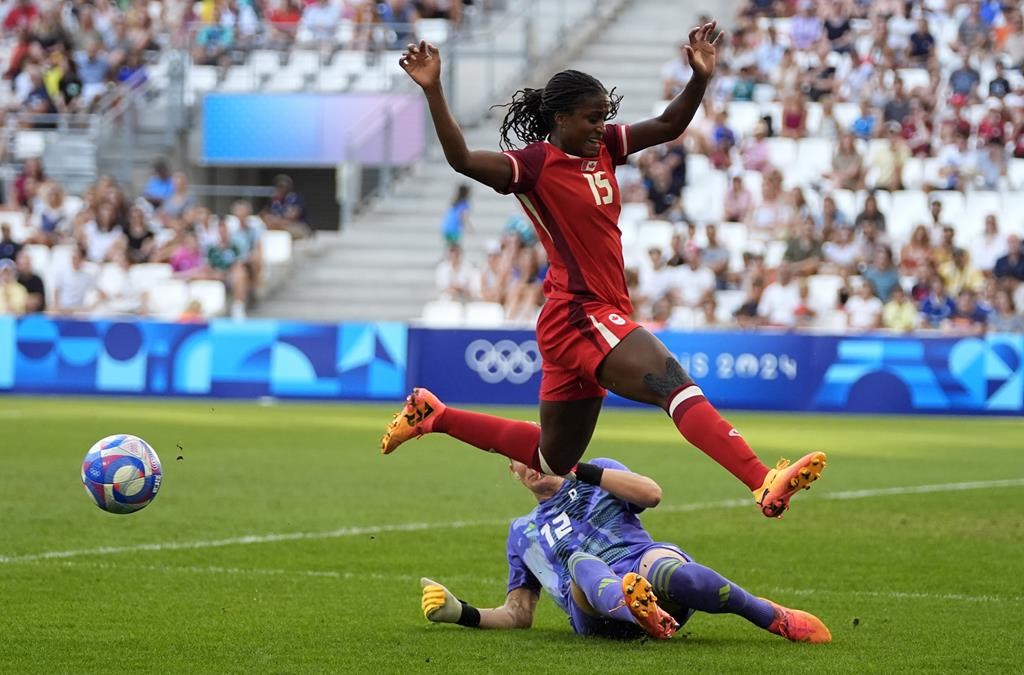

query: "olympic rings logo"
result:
(464, 339), (543, 384)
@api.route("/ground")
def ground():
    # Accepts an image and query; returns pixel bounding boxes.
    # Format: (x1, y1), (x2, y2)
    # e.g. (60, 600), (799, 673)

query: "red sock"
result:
(433, 407), (543, 471)
(667, 385), (769, 490)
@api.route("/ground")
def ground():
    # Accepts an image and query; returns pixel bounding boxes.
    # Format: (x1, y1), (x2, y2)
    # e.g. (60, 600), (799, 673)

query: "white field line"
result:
(15, 560), (1021, 605)
(2, 478), (1022, 565)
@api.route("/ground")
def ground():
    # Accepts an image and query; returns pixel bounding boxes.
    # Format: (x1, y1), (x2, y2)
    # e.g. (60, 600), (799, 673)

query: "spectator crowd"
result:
(0, 156), (310, 320)
(434, 0), (1024, 335)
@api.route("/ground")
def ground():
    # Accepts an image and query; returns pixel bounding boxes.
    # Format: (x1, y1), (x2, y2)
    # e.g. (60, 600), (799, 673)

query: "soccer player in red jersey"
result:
(382, 23), (827, 518)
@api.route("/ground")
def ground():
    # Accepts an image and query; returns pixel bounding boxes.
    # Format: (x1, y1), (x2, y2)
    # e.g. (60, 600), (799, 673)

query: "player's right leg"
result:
(640, 548), (830, 643)
(597, 326), (826, 517)
(380, 387), (602, 476)
(568, 552), (677, 640)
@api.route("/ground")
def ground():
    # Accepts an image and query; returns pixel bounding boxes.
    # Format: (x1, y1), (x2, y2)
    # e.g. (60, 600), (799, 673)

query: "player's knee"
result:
(537, 444), (580, 476)
(641, 357), (694, 405)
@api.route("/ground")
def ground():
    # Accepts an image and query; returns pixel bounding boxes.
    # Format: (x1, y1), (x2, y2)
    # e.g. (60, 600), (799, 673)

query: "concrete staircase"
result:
(258, 0), (737, 322)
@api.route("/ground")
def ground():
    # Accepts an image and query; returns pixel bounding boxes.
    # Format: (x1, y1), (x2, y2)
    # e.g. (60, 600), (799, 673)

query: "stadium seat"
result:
(727, 101), (763, 137)
(902, 157), (925, 190)
(897, 68), (930, 91)
(147, 279), (190, 320)
(833, 102), (860, 129)
(49, 244), (74, 272)
(929, 191), (965, 224)
(766, 137), (797, 168)
(814, 309), (848, 333)
(188, 280), (227, 317)
(128, 263), (174, 291)
(831, 189), (859, 219)
(262, 230), (293, 266)
(334, 20), (356, 46)
(23, 244), (49, 276)
(189, 65), (219, 96)
(1001, 193), (1024, 235)
(798, 137), (833, 176)
(808, 274), (843, 314)
(715, 289), (745, 324)
(668, 306), (696, 330)
(765, 240), (787, 268)
(219, 67), (255, 92)
(964, 192), (1002, 241)
(96, 263), (126, 297)
(635, 220), (674, 252)
(891, 191), (929, 231)
(420, 300), (465, 327)
(13, 131), (45, 160)
(463, 302), (506, 327)
(417, 18), (450, 44)
(1009, 159), (1024, 189)
(0, 210), (28, 242)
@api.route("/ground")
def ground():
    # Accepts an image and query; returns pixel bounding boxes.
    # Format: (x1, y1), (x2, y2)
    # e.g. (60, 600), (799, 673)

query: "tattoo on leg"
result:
(643, 358), (690, 399)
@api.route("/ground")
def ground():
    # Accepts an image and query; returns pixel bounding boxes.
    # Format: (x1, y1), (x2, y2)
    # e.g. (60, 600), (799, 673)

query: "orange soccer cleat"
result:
(764, 600), (832, 643)
(621, 572), (679, 640)
(380, 387), (447, 454)
(753, 451), (827, 518)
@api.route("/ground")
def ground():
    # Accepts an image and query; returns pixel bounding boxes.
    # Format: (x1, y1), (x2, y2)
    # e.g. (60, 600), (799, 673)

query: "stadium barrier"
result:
(0, 316), (1021, 415)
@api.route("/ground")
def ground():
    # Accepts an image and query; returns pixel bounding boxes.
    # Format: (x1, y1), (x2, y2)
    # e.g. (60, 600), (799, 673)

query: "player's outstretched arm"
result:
(575, 464), (662, 508)
(421, 578), (537, 629)
(400, 41), (512, 193)
(628, 21), (723, 153)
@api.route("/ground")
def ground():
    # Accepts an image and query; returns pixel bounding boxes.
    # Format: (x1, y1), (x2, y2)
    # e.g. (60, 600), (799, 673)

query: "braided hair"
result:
(494, 70), (622, 151)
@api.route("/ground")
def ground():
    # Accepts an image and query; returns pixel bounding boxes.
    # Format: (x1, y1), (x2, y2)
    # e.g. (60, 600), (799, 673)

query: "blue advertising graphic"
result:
(1, 316), (1022, 414)
(0, 316), (406, 400)
(408, 327), (1024, 415)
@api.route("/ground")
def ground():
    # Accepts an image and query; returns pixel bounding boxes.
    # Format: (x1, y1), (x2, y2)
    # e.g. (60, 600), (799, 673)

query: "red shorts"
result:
(535, 297), (641, 401)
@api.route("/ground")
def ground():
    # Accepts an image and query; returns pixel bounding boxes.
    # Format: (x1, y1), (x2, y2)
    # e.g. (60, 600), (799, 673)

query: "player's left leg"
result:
(639, 548), (830, 643)
(597, 327), (826, 517)
(568, 552), (677, 640)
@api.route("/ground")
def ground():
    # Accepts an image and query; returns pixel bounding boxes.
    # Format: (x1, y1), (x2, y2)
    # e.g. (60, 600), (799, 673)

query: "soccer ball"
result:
(81, 434), (163, 514)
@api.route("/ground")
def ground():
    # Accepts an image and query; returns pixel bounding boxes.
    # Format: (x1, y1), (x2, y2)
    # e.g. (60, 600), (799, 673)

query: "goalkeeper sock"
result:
(648, 557), (774, 629)
(567, 553), (637, 625)
(666, 385), (770, 490)
(433, 407), (544, 472)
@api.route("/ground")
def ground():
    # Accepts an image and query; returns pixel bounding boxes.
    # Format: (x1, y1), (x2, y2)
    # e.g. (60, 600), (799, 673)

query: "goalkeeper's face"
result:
(510, 460), (563, 496)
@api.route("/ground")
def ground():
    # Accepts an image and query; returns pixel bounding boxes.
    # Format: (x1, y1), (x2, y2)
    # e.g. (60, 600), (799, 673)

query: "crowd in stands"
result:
(0, 156), (309, 320)
(434, 0), (1024, 334)
(0, 0), (473, 117)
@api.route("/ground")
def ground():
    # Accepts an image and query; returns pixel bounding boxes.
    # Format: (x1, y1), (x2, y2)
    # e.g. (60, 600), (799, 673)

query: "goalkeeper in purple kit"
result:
(420, 458), (831, 642)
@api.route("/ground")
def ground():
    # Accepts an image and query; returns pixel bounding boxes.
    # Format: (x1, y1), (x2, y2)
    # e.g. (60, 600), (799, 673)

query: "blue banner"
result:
(1, 316), (1021, 414)
(0, 316), (407, 400)
(408, 327), (1024, 415)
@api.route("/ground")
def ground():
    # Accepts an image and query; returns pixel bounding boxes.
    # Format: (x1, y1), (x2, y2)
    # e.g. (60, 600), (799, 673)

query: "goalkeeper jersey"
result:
(504, 458), (655, 613)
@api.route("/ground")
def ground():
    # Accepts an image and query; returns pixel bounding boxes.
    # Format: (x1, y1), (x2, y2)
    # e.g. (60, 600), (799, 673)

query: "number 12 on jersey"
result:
(583, 171), (613, 206)
(540, 512), (573, 546)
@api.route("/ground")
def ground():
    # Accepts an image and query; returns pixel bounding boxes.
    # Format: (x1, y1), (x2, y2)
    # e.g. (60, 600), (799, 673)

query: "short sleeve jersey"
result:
(504, 458), (655, 613)
(499, 125), (633, 312)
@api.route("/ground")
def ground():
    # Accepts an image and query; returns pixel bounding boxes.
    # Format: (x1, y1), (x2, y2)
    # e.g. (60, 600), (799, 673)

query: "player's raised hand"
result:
(685, 21), (723, 80)
(420, 577), (461, 623)
(400, 40), (442, 89)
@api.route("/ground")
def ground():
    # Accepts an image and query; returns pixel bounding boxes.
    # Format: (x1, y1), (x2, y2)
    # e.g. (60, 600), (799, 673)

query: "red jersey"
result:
(500, 124), (632, 313)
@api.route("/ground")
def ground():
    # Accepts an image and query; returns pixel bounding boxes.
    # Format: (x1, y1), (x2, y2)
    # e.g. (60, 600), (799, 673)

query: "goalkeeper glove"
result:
(420, 577), (481, 627)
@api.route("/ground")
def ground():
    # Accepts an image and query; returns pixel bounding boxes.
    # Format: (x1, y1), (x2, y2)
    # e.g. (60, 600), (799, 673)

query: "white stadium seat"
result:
(0, 210), (28, 242)
(463, 302), (506, 327)
(128, 263), (174, 291)
(262, 230), (293, 266)
(635, 220), (674, 253)
(808, 274), (843, 314)
(23, 244), (50, 276)
(188, 279), (227, 317)
(421, 300), (465, 327)
(147, 279), (190, 320)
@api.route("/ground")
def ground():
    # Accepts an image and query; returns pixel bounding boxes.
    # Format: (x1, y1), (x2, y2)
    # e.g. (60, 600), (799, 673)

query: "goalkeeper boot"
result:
(754, 451), (827, 518)
(381, 388), (447, 454)
(764, 600), (832, 643)
(621, 572), (678, 640)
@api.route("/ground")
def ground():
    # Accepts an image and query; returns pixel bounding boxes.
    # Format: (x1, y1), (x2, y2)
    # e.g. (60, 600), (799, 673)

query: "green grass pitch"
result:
(1, 397), (1022, 673)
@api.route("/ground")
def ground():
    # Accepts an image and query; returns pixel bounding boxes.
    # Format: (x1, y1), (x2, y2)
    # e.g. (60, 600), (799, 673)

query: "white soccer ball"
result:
(81, 434), (163, 514)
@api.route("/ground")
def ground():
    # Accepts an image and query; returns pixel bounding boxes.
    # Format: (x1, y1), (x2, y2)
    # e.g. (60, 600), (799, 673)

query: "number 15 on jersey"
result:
(583, 171), (613, 206)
